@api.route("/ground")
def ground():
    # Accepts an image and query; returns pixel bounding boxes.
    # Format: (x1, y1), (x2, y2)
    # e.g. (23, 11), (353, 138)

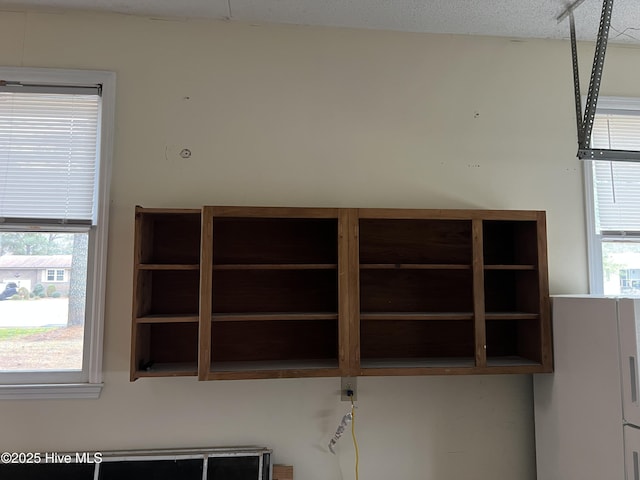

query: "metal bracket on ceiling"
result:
(559, 0), (640, 162)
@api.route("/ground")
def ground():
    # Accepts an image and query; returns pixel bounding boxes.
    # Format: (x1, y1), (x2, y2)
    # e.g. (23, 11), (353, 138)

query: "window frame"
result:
(585, 96), (640, 295)
(0, 67), (115, 399)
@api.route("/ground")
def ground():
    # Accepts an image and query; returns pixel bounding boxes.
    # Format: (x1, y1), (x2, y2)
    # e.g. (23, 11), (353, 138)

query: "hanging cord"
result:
(351, 396), (359, 480)
(328, 393), (360, 479)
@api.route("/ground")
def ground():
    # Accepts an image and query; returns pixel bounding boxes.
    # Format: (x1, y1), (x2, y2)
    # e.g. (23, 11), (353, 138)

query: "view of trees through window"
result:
(0, 232), (87, 371)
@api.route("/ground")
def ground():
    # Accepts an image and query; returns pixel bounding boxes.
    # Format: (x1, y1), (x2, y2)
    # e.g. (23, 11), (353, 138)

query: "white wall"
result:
(1, 10), (640, 479)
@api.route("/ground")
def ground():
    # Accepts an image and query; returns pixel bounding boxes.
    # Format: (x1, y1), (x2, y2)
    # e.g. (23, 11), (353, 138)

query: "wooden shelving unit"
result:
(131, 206), (552, 381)
(354, 210), (551, 375)
(198, 207), (347, 380)
(482, 217), (548, 371)
(130, 207), (202, 380)
(356, 213), (476, 374)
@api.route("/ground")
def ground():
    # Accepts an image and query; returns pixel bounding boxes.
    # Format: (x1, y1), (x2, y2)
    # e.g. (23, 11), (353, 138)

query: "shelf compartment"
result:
(212, 217), (338, 265)
(486, 318), (542, 365)
(137, 210), (201, 265)
(212, 269), (338, 314)
(360, 269), (473, 313)
(210, 320), (339, 365)
(360, 319), (475, 363)
(483, 220), (539, 266)
(359, 219), (472, 264)
(135, 269), (200, 317)
(133, 322), (199, 377)
(484, 270), (540, 314)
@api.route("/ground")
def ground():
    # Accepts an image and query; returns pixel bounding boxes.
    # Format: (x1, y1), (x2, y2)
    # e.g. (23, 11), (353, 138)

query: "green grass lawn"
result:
(0, 326), (58, 340)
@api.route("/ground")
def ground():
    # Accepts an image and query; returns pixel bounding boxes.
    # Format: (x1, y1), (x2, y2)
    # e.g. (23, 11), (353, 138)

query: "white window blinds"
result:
(0, 88), (100, 224)
(591, 109), (640, 234)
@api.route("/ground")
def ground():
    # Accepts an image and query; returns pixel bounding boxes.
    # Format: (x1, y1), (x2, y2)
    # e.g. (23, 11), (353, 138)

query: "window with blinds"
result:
(0, 68), (114, 399)
(592, 109), (640, 234)
(0, 87), (101, 225)
(587, 97), (640, 295)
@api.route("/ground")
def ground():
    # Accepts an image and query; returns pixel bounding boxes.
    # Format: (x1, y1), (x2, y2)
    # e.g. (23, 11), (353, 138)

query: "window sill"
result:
(0, 383), (103, 400)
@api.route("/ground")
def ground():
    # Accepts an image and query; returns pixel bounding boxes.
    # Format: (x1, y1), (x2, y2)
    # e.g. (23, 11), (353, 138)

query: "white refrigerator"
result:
(534, 296), (640, 480)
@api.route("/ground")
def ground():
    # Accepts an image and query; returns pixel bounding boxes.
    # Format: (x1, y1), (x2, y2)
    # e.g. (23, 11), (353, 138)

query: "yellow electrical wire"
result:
(351, 396), (359, 480)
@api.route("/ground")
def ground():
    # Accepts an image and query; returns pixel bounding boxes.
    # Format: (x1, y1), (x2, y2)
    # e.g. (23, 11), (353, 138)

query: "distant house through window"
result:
(620, 268), (640, 294)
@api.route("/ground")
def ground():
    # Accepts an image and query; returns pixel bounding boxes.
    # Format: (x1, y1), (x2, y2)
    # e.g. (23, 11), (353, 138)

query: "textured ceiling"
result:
(0, 0), (639, 44)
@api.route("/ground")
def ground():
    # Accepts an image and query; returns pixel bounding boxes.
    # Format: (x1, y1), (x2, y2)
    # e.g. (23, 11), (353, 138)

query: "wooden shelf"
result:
(486, 356), (541, 367)
(136, 315), (199, 324)
(360, 357), (476, 369)
(210, 359), (340, 372)
(131, 208), (203, 381)
(485, 312), (539, 320)
(131, 206), (551, 380)
(360, 263), (471, 270)
(484, 264), (536, 271)
(138, 264), (200, 271)
(134, 362), (198, 377)
(360, 312), (473, 321)
(212, 312), (338, 322)
(213, 264), (337, 270)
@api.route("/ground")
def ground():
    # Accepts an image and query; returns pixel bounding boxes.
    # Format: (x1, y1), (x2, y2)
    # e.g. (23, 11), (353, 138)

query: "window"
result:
(585, 97), (640, 295)
(44, 269), (67, 282)
(0, 67), (115, 399)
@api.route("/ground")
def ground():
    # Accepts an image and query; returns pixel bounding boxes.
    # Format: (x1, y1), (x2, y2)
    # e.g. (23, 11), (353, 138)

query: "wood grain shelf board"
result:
(485, 313), (540, 320)
(209, 206), (339, 218)
(213, 264), (337, 270)
(360, 357), (476, 368)
(484, 264), (536, 270)
(357, 208), (544, 220)
(138, 264), (200, 271)
(359, 263), (471, 270)
(134, 362), (198, 377)
(206, 368), (342, 380)
(210, 359), (339, 371)
(360, 363), (549, 376)
(206, 360), (341, 379)
(486, 356), (542, 367)
(136, 315), (199, 324)
(135, 206), (201, 214)
(273, 465), (293, 480)
(360, 312), (473, 321)
(212, 312), (338, 322)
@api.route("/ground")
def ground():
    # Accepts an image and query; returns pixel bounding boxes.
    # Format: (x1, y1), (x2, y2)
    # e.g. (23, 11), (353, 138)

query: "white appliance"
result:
(534, 296), (640, 480)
